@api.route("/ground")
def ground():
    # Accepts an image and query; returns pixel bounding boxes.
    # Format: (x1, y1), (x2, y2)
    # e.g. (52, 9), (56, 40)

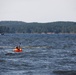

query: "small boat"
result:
(14, 47), (22, 52)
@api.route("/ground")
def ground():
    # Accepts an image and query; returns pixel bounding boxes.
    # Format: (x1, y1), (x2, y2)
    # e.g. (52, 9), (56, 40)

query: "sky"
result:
(0, 0), (76, 22)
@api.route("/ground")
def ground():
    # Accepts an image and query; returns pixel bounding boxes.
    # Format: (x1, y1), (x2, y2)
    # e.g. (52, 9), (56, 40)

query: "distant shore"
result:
(0, 21), (76, 33)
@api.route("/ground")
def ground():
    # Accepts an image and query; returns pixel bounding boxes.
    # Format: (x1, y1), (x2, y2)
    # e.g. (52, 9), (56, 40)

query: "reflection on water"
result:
(0, 33), (76, 75)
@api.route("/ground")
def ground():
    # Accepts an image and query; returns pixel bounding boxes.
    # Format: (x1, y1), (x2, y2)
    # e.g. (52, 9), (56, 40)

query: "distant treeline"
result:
(0, 21), (76, 33)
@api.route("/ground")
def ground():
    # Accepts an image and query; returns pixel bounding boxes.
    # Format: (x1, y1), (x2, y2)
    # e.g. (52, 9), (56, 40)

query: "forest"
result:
(0, 21), (76, 33)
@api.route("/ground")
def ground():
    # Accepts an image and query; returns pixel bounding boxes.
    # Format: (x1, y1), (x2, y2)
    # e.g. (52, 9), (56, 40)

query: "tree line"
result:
(0, 21), (76, 33)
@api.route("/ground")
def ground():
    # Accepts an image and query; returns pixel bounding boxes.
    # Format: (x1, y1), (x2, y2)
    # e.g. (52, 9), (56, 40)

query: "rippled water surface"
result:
(0, 33), (76, 75)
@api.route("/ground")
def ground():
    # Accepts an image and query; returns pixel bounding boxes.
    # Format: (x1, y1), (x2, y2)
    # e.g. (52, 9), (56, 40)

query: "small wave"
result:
(23, 45), (52, 49)
(0, 46), (14, 49)
(0, 59), (6, 62)
(53, 70), (76, 75)
(5, 53), (15, 56)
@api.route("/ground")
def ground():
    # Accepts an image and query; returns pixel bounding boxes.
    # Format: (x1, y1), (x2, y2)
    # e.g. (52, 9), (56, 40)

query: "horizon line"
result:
(0, 20), (76, 23)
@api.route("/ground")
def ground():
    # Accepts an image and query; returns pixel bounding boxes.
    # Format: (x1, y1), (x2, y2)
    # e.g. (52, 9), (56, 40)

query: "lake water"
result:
(0, 33), (76, 75)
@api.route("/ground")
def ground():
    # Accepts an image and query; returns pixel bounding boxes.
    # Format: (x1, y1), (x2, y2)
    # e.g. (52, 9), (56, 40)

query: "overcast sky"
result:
(0, 0), (76, 22)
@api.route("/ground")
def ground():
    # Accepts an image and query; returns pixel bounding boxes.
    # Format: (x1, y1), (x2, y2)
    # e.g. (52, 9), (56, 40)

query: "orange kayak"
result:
(14, 48), (22, 52)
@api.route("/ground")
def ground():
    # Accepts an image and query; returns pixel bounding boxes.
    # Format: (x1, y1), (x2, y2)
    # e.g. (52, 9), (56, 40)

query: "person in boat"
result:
(14, 46), (22, 52)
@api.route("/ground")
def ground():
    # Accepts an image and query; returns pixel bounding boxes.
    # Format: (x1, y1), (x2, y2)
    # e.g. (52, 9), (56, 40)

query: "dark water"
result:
(0, 33), (76, 75)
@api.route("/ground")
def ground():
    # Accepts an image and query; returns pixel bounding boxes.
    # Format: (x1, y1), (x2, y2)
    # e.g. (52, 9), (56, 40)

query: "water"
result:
(0, 33), (76, 75)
